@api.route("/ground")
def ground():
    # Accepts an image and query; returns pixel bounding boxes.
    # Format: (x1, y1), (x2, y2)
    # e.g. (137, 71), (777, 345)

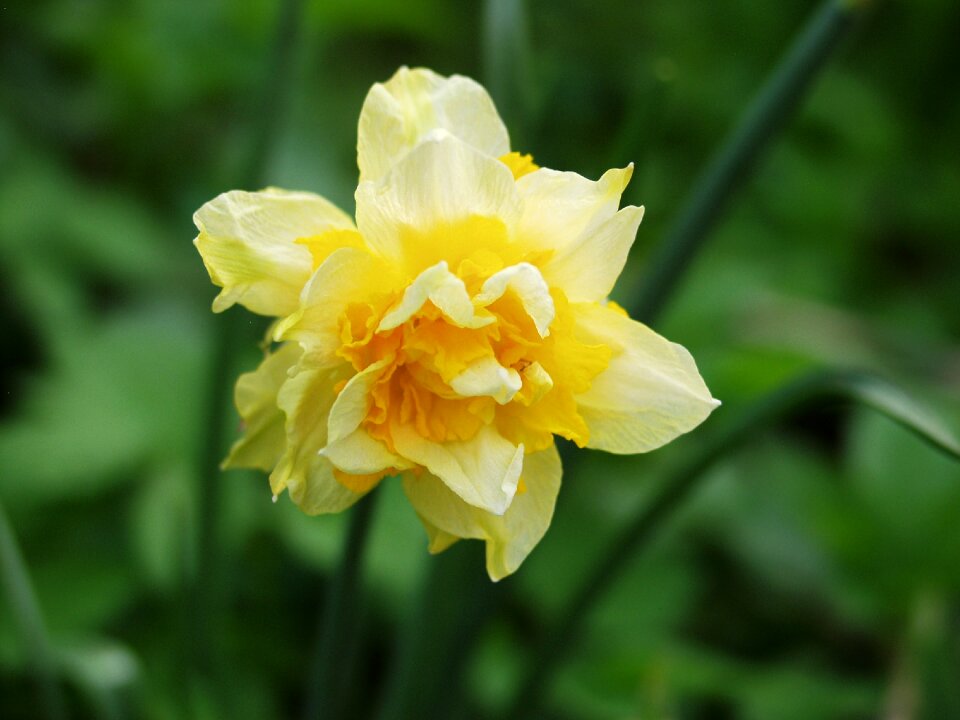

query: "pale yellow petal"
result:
(378, 261), (494, 331)
(391, 423), (523, 515)
(358, 67), (510, 183)
(516, 361), (554, 406)
(573, 303), (719, 454)
(321, 427), (409, 475)
(275, 246), (400, 365)
(270, 362), (365, 513)
(403, 443), (561, 581)
(193, 189), (355, 316)
(326, 358), (392, 444)
(418, 516), (461, 554)
(474, 262), (555, 337)
(355, 132), (520, 268)
(541, 205), (645, 302)
(449, 356), (522, 405)
(223, 343), (301, 472)
(515, 165), (633, 256)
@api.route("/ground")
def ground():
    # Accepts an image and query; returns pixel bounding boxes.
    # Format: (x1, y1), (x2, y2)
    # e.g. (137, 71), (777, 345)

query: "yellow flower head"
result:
(194, 67), (719, 580)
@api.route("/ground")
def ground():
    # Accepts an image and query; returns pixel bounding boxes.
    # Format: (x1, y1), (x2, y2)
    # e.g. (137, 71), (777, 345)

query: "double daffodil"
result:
(194, 67), (718, 580)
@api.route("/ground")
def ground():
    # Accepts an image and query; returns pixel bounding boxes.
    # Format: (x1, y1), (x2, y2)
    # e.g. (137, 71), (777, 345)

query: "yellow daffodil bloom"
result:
(194, 67), (719, 580)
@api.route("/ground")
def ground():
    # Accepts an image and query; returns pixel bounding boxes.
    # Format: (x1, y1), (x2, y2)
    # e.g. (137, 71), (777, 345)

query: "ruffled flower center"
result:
(333, 254), (612, 457)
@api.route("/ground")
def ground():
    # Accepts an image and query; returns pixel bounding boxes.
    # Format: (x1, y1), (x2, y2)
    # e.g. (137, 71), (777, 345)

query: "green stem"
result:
(505, 369), (960, 718)
(302, 491), (380, 720)
(189, 0), (306, 700)
(631, 0), (864, 325)
(483, 0), (531, 144)
(0, 501), (68, 720)
(375, 542), (494, 720)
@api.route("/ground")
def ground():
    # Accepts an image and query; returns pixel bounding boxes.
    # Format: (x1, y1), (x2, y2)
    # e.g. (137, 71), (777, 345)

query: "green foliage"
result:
(1, 1), (959, 719)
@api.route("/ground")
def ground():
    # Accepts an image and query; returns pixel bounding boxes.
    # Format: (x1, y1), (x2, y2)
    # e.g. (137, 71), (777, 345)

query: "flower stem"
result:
(0, 501), (68, 720)
(504, 369), (960, 718)
(483, 0), (531, 144)
(302, 491), (380, 720)
(375, 542), (494, 720)
(631, 0), (866, 325)
(189, 0), (306, 700)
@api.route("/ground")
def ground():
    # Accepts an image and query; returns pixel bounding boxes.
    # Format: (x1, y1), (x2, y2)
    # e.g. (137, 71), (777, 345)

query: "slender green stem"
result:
(631, 0), (864, 325)
(0, 501), (68, 720)
(483, 0), (531, 144)
(241, 0), (306, 188)
(375, 542), (494, 720)
(189, 0), (306, 700)
(303, 491), (380, 720)
(505, 369), (960, 718)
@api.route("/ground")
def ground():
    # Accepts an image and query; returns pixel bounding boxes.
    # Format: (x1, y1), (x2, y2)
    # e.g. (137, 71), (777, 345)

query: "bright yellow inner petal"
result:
(332, 249), (612, 457)
(499, 151), (539, 180)
(333, 467), (392, 493)
(296, 228), (365, 269)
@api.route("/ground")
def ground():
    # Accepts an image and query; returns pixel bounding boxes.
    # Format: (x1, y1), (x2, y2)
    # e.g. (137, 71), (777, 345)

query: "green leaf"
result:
(840, 374), (960, 461)
(507, 368), (960, 717)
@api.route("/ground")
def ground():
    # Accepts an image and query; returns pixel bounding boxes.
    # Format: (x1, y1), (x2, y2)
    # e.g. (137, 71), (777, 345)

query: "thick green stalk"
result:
(505, 369), (960, 718)
(189, 0), (306, 697)
(302, 491), (380, 720)
(632, 0), (865, 325)
(482, 0), (531, 143)
(0, 501), (68, 720)
(375, 542), (494, 720)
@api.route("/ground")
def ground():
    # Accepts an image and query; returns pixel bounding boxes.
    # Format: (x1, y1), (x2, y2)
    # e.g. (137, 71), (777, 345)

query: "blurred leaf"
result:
(59, 638), (141, 720)
(0, 305), (207, 507)
(128, 466), (195, 592)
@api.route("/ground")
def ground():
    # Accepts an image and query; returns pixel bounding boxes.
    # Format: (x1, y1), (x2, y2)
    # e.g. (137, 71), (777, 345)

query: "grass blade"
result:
(632, 0), (867, 324)
(506, 368), (960, 718)
(0, 501), (68, 720)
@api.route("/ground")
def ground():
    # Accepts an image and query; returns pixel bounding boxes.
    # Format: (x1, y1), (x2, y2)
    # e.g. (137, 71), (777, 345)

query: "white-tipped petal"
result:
(270, 363), (367, 514)
(223, 343), (301, 472)
(449, 356), (522, 405)
(193, 189), (355, 316)
(358, 67), (510, 183)
(515, 165), (633, 256)
(474, 262), (555, 337)
(321, 427), (408, 475)
(404, 443), (561, 581)
(573, 303), (719, 454)
(326, 359), (392, 445)
(378, 261), (494, 331)
(391, 423), (523, 515)
(542, 205), (645, 302)
(275, 246), (399, 365)
(356, 133), (520, 267)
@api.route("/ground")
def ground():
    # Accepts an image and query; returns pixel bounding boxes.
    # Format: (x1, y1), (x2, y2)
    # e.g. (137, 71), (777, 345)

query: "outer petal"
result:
(270, 363), (365, 514)
(391, 423), (523, 515)
(514, 165), (633, 256)
(541, 205), (645, 302)
(358, 67), (510, 183)
(194, 189), (356, 316)
(418, 518), (461, 554)
(355, 132), (520, 268)
(572, 303), (720, 454)
(404, 443), (562, 581)
(275, 246), (400, 365)
(222, 343), (301, 472)
(321, 427), (409, 475)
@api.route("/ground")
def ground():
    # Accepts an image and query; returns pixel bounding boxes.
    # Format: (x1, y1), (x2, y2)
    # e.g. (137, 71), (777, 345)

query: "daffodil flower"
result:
(194, 67), (719, 580)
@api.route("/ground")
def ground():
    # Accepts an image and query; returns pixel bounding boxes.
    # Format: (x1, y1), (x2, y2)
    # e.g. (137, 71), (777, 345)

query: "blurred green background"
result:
(2, 1), (959, 718)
